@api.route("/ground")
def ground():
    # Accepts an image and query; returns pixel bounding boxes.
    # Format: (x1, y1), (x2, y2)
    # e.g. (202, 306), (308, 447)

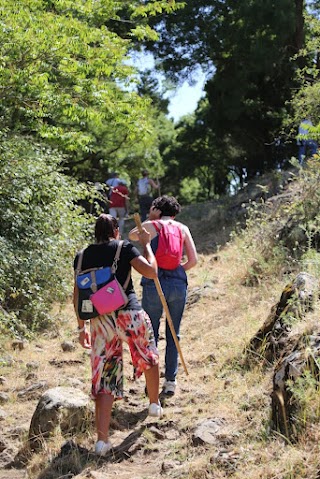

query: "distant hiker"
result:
(136, 169), (160, 221)
(129, 196), (198, 397)
(109, 180), (130, 236)
(105, 172), (120, 199)
(297, 119), (318, 165)
(73, 214), (162, 456)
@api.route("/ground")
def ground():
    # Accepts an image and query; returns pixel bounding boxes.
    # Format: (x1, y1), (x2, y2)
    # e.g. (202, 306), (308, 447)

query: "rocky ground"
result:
(2, 169), (320, 479)
(0, 245), (265, 479)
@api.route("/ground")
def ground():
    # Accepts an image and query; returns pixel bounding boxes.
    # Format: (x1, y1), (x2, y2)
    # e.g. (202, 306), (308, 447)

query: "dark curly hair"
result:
(95, 214), (119, 242)
(151, 195), (181, 217)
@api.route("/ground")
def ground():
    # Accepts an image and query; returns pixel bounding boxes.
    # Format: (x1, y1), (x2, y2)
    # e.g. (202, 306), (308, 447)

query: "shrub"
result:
(0, 134), (91, 334)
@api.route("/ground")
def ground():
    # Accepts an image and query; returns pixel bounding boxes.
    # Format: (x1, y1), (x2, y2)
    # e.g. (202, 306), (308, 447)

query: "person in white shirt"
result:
(106, 172), (120, 199)
(135, 169), (160, 221)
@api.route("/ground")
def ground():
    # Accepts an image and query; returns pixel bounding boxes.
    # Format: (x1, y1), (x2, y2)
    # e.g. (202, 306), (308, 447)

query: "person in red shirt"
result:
(109, 180), (129, 235)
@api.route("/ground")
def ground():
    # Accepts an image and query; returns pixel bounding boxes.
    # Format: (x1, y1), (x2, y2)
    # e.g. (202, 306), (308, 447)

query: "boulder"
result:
(28, 387), (93, 450)
(244, 272), (318, 366)
(271, 330), (320, 439)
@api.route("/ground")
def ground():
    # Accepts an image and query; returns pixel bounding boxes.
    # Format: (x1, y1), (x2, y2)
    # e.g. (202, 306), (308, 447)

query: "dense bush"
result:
(0, 134), (91, 335)
(238, 157), (320, 284)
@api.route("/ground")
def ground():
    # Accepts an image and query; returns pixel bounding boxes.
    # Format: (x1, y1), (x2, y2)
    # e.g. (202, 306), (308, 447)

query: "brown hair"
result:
(151, 195), (181, 217)
(95, 214), (119, 243)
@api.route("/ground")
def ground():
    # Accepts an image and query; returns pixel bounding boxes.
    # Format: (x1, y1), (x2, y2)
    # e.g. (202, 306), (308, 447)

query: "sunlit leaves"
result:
(0, 133), (91, 331)
(0, 0), (168, 163)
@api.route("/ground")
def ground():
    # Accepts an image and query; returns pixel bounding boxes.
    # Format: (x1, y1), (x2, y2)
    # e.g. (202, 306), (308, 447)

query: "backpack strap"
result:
(75, 249), (85, 278)
(152, 220), (161, 233)
(112, 240), (131, 290)
(75, 248), (98, 292)
(75, 241), (131, 292)
(111, 240), (124, 273)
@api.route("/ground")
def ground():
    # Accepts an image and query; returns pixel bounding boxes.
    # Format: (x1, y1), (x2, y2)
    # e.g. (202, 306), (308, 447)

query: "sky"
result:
(130, 51), (207, 122)
(165, 71), (207, 122)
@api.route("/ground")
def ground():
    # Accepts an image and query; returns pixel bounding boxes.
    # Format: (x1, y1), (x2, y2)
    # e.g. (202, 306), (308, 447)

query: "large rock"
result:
(28, 387), (93, 450)
(271, 330), (320, 439)
(244, 272), (318, 366)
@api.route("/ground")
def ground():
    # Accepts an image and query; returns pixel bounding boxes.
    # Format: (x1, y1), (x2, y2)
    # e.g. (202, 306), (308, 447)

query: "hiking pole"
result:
(133, 213), (189, 376)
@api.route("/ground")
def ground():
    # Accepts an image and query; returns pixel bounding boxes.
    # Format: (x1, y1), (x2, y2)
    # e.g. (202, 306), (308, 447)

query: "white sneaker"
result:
(148, 402), (163, 418)
(95, 440), (112, 456)
(163, 380), (177, 396)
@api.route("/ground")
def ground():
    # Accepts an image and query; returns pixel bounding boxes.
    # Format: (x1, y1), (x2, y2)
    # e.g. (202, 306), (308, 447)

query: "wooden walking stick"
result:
(134, 213), (189, 376)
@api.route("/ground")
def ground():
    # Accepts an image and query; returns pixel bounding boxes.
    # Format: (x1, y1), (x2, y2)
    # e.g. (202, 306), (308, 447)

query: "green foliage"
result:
(300, 249), (320, 278)
(0, 0), (185, 337)
(0, 0), (180, 182)
(290, 10), (320, 141)
(179, 177), (201, 204)
(0, 0), (191, 341)
(145, 0), (314, 189)
(287, 370), (320, 435)
(0, 134), (90, 334)
(238, 157), (320, 283)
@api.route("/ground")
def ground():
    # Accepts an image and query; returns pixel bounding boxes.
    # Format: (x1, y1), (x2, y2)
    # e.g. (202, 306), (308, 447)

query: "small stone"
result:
(192, 418), (226, 446)
(11, 340), (25, 351)
(0, 356), (14, 367)
(0, 392), (9, 404)
(17, 381), (47, 398)
(61, 341), (76, 352)
(149, 426), (166, 440)
(64, 378), (83, 388)
(0, 376), (7, 385)
(0, 407), (6, 421)
(26, 361), (40, 370)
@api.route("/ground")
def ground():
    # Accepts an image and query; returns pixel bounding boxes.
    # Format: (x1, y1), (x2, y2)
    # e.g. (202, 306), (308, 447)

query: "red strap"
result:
(152, 220), (161, 233)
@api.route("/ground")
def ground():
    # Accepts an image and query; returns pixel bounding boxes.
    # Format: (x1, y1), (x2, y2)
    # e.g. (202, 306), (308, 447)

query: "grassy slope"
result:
(1, 166), (320, 479)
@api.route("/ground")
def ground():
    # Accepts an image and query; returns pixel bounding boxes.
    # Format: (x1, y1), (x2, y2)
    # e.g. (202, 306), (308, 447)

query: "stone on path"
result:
(28, 386), (93, 450)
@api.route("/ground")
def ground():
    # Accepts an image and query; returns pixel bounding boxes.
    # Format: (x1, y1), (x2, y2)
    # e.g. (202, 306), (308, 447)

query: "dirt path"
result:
(0, 243), (283, 479)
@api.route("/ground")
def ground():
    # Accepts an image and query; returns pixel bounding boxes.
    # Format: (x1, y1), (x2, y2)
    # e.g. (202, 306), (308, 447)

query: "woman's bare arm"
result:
(128, 221), (157, 242)
(181, 225), (198, 271)
(73, 284), (91, 349)
(130, 228), (158, 279)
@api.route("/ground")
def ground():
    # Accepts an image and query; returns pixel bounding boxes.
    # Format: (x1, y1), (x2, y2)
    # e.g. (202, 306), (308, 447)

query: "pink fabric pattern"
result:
(90, 309), (159, 399)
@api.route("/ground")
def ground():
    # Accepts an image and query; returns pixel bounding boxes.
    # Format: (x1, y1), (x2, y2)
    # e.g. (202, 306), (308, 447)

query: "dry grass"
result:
(2, 179), (320, 478)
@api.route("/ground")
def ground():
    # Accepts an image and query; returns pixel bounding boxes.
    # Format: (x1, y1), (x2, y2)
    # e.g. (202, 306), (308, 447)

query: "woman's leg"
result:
(142, 283), (163, 344)
(95, 394), (114, 442)
(90, 316), (123, 445)
(162, 280), (187, 382)
(144, 363), (160, 404)
(119, 310), (160, 407)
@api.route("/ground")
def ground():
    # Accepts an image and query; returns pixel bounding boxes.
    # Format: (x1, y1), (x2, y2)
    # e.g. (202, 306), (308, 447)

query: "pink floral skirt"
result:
(90, 309), (159, 399)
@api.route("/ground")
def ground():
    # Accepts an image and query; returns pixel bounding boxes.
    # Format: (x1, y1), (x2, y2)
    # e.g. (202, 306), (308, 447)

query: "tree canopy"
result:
(0, 0), (180, 332)
(143, 0), (320, 197)
(0, 0), (180, 181)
